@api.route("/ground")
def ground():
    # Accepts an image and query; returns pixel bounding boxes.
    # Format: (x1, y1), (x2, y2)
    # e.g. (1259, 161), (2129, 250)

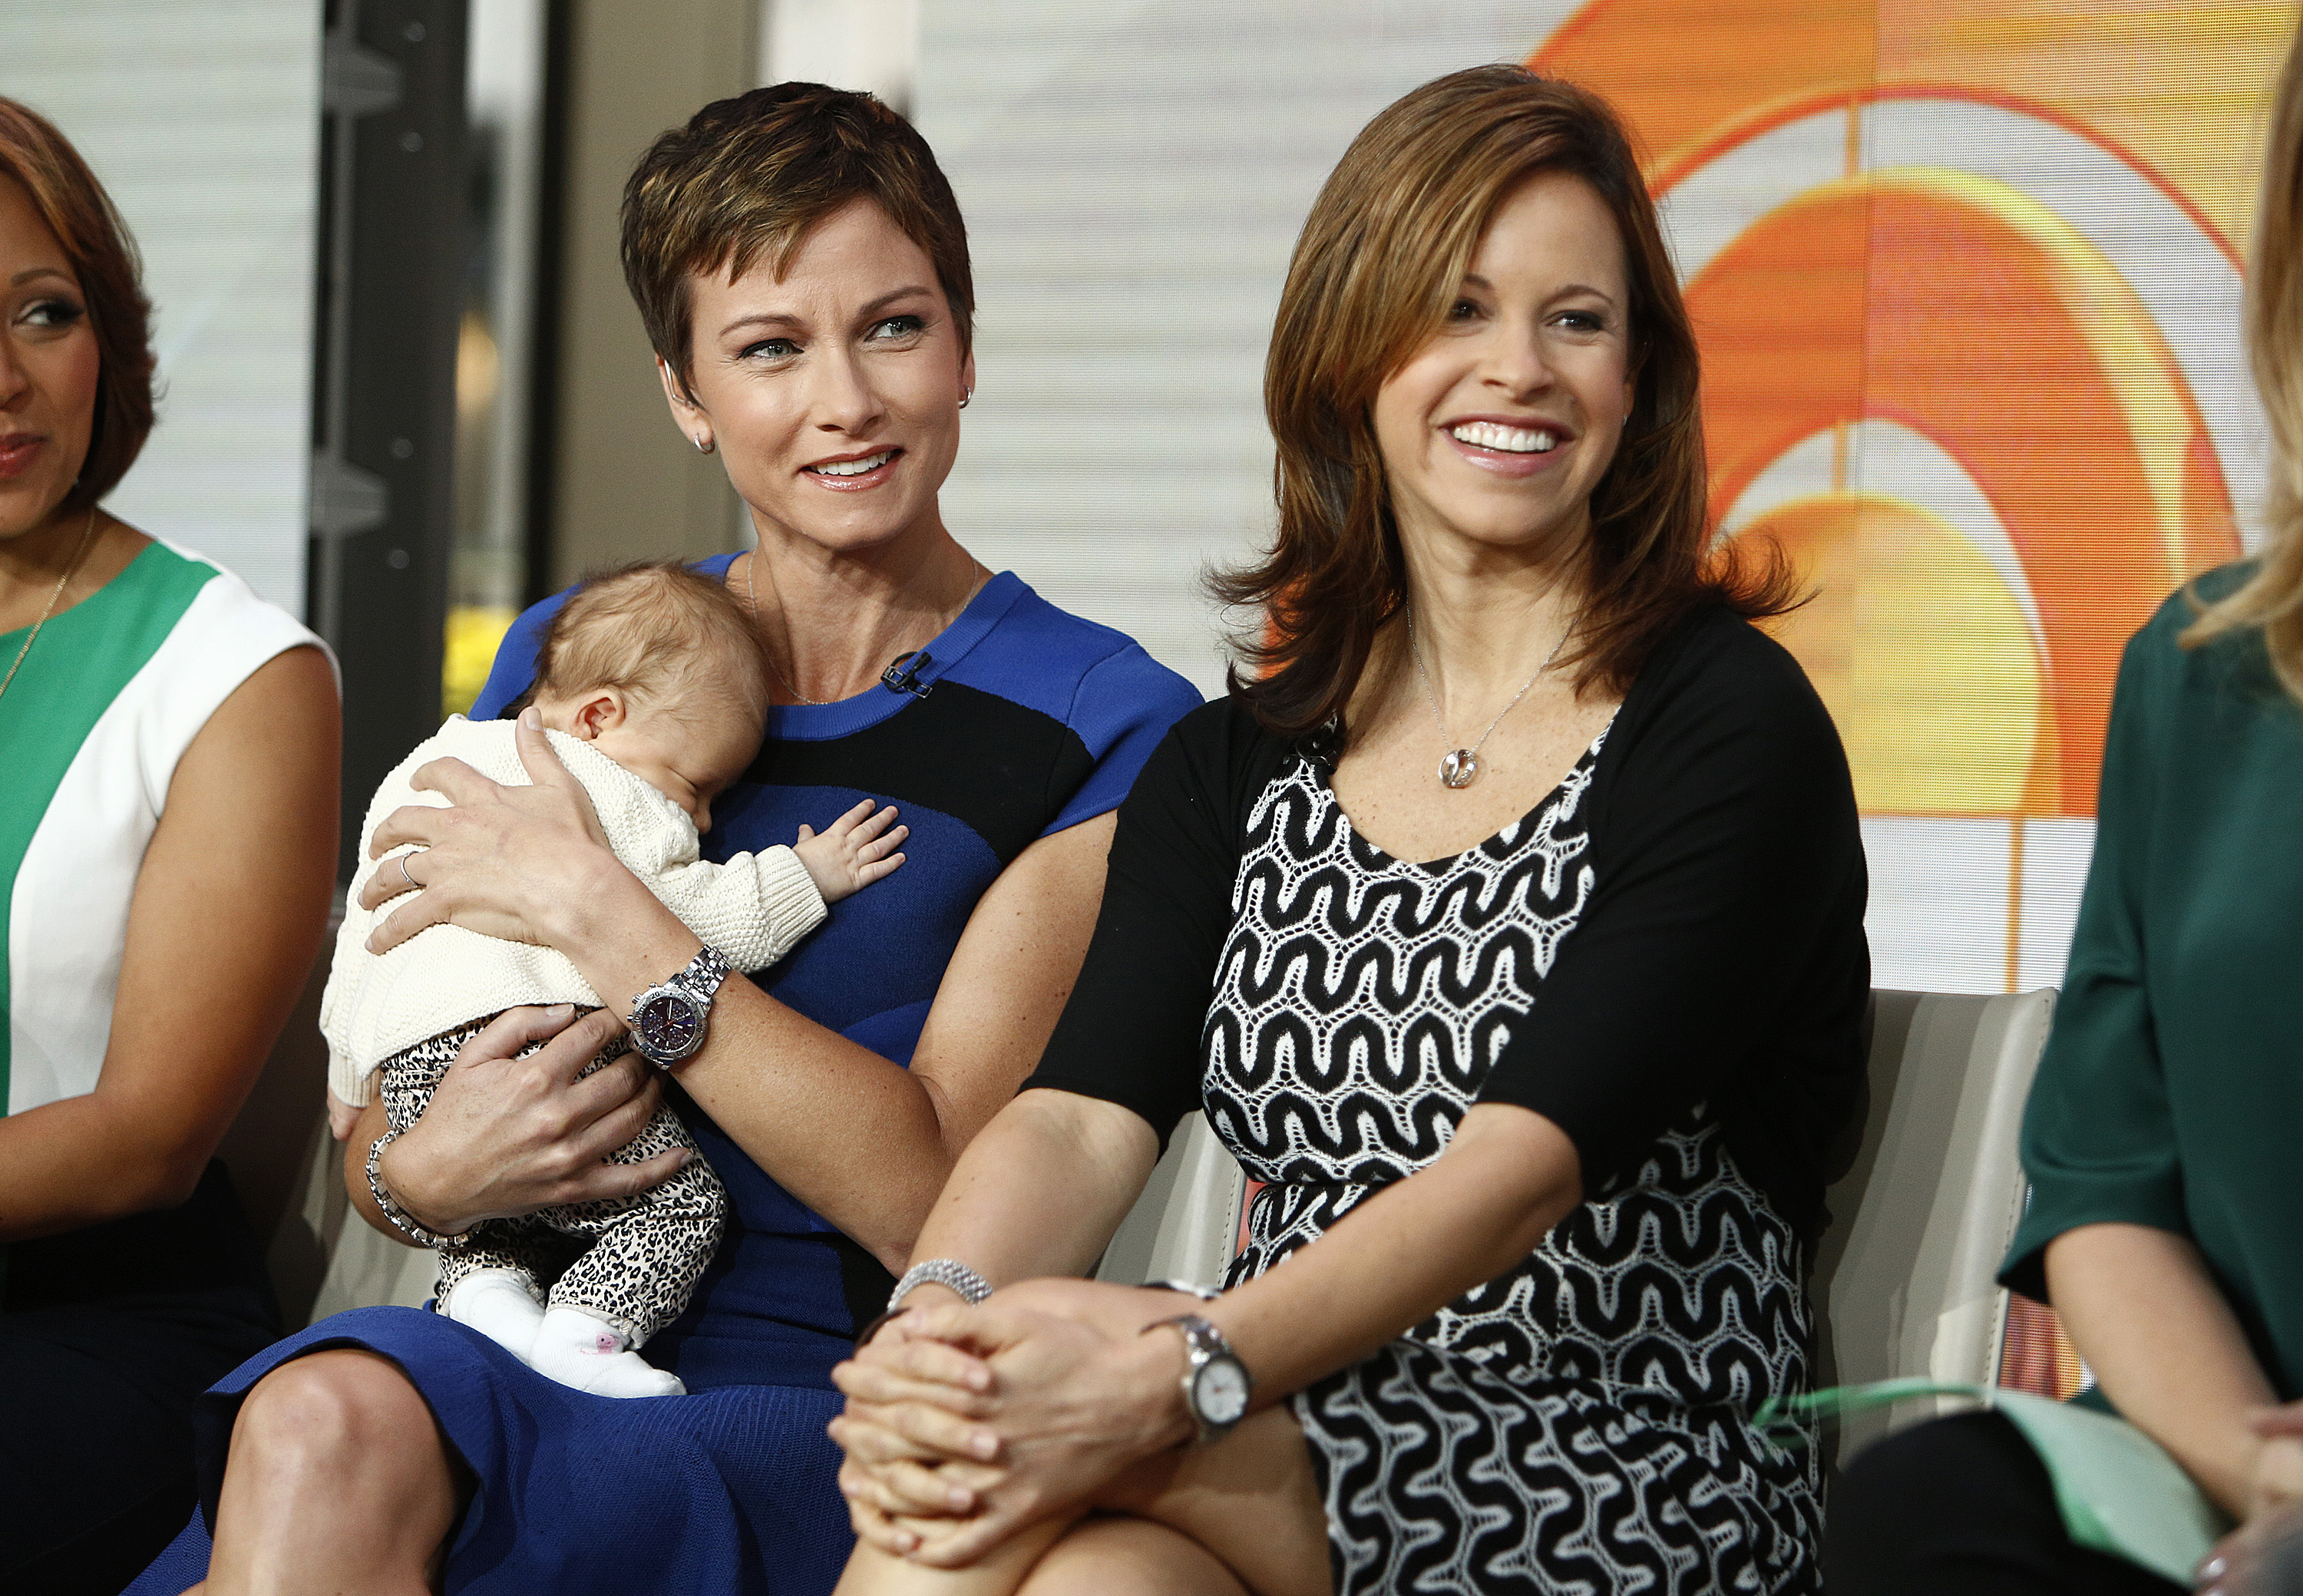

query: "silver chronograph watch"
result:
(1145, 1313), (1252, 1446)
(625, 944), (732, 1067)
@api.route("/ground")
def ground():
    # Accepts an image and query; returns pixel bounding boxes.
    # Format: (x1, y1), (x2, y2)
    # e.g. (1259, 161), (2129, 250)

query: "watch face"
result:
(636, 992), (700, 1057)
(1194, 1356), (1251, 1426)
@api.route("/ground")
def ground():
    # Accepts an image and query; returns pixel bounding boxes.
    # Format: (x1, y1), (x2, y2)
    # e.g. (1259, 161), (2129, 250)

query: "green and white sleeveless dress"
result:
(0, 537), (319, 1590)
(2, 537), (319, 1125)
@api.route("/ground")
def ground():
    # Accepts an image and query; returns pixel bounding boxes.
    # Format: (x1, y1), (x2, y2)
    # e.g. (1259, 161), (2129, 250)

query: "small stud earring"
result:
(693, 434), (715, 454)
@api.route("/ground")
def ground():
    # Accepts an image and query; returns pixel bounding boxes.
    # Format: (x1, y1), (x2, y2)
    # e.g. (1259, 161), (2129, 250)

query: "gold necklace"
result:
(0, 507), (101, 707)
(740, 551), (990, 705)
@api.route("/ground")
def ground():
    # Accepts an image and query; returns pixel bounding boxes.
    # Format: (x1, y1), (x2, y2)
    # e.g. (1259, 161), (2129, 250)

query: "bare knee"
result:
(1018, 1518), (1247, 1596)
(232, 1350), (432, 1471)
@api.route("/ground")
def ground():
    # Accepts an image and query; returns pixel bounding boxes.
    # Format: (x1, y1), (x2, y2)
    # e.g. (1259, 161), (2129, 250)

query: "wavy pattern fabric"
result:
(1204, 743), (1822, 1594)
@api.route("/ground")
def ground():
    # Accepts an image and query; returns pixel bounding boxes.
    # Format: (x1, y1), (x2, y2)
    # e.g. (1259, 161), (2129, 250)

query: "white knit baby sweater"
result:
(322, 715), (825, 1105)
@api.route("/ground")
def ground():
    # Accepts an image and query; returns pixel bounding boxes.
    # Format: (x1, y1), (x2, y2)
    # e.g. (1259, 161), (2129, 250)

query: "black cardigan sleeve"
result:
(1021, 698), (1287, 1148)
(1476, 606), (1870, 1239)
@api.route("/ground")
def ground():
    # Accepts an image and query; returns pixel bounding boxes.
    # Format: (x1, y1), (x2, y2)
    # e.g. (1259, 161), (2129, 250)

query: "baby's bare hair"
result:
(532, 560), (768, 722)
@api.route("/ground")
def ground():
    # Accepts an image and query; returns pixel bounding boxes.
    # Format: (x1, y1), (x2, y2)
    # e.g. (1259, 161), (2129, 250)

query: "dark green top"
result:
(2002, 564), (2303, 1399)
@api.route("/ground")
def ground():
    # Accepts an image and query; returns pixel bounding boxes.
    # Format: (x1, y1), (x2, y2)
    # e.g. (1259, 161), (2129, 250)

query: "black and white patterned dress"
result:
(1205, 739), (1821, 1596)
(1029, 610), (1869, 1596)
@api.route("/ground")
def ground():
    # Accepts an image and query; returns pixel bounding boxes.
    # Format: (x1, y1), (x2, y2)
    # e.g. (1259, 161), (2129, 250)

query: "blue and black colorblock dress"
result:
(130, 561), (1199, 1596)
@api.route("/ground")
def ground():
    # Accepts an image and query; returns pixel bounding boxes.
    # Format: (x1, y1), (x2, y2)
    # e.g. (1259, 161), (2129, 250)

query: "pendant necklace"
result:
(0, 506), (101, 708)
(1407, 606), (1571, 789)
(742, 550), (990, 705)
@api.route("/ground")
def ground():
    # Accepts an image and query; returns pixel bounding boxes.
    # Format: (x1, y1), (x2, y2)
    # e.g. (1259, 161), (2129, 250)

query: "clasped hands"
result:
(828, 1279), (1201, 1567)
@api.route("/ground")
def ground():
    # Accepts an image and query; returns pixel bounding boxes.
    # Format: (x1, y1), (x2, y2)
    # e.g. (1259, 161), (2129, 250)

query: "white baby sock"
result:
(530, 1306), (686, 1399)
(441, 1269), (547, 1365)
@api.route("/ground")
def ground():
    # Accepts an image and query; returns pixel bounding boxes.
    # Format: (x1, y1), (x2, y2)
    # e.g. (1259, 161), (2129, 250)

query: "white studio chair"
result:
(1095, 1111), (1246, 1293)
(1096, 987), (2060, 1476)
(1812, 987), (2057, 1465)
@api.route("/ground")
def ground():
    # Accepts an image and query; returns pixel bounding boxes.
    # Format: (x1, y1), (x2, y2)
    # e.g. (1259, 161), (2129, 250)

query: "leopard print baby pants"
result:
(378, 1013), (725, 1343)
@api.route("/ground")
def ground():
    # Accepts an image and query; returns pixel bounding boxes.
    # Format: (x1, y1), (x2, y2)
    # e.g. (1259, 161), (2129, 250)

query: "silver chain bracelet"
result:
(365, 1127), (469, 1249)
(887, 1257), (993, 1312)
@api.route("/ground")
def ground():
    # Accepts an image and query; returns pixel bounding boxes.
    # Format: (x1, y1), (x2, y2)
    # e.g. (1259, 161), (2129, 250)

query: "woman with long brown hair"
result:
(825, 64), (1867, 1596)
(1827, 25), (2303, 1596)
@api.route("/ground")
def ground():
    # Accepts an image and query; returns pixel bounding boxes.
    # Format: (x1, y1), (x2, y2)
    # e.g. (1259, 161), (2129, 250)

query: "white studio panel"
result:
(2, 2), (322, 616)
(2015, 818), (2098, 993)
(1862, 816), (2014, 994)
(763, 0), (920, 113)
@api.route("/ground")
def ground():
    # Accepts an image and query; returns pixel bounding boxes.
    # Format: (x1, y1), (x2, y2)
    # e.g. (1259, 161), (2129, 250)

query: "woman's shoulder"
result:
(1118, 695), (1297, 834)
(960, 577), (1202, 742)
(1614, 602), (1841, 752)
(2122, 561), (2289, 718)
(954, 577), (1206, 839)
(111, 537), (320, 662)
(83, 537), (328, 741)
(1584, 603), (1860, 854)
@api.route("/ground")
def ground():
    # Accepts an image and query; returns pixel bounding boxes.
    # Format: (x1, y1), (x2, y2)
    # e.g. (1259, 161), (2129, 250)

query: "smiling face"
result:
(663, 197), (973, 557)
(1370, 169), (1634, 568)
(0, 171), (99, 539)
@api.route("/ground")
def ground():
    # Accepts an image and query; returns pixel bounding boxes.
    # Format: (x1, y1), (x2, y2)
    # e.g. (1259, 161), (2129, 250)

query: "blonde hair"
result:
(532, 561), (767, 724)
(2182, 28), (2303, 693)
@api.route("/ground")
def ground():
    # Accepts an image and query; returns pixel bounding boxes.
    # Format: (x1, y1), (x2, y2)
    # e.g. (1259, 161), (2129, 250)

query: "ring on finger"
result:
(397, 853), (420, 892)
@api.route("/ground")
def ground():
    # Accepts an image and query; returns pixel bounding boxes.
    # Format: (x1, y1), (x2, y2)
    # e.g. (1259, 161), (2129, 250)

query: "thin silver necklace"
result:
(742, 552), (989, 705)
(0, 507), (100, 708)
(1406, 606), (1572, 789)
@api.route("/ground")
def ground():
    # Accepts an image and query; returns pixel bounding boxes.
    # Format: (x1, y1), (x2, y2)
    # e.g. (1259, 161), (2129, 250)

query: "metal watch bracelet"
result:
(887, 1257), (993, 1312)
(365, 1127), (468, 1249)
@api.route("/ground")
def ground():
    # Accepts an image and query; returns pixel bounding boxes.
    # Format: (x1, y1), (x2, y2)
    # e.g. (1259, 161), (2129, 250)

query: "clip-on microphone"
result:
(881, 650), (934, 699)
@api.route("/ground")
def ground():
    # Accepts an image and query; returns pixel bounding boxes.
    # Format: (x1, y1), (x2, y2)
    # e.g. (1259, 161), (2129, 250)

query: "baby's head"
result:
(525, 561), (769, 832)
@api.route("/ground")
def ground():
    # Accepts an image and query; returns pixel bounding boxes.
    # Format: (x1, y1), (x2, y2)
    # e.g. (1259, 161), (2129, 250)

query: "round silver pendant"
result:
(1439, 748), (1480, 788)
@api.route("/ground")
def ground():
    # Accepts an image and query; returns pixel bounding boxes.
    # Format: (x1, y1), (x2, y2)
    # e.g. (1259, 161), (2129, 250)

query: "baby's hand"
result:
(795, 801), (909, 904)
(325, 1086), (362, 1142)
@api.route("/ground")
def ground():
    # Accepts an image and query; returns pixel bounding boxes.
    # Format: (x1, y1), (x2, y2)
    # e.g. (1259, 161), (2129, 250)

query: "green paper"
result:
(1762, 1378), (2227, 1586)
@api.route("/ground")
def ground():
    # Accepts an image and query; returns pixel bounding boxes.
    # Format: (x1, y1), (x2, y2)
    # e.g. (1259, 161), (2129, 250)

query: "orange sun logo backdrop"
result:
(1531, 0), (2295, 1396)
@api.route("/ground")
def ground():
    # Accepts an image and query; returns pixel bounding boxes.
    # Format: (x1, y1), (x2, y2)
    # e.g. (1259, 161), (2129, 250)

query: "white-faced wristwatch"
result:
(626, 944), (732, 1068)
(1145, 1313), (1252, 1446)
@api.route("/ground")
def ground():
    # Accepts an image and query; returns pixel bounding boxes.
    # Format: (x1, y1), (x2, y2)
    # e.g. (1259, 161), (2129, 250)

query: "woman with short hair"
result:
(0, 97), (338, 1594)
(828, 64), (1867, 1596)
(134, 84), (1198, 1595)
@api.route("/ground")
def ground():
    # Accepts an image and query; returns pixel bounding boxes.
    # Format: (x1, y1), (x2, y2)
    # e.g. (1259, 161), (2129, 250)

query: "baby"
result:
(321, 560), (904, 1398)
